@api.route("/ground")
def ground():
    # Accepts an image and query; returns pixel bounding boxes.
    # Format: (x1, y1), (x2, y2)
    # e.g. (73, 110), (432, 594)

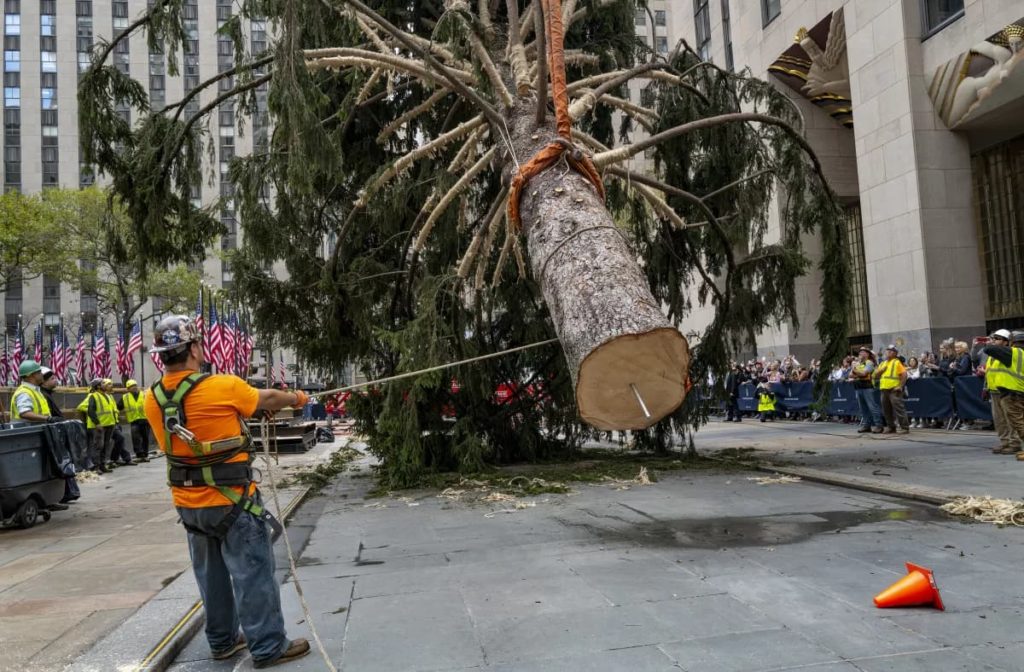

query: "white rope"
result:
(260, 417), (338, 672)
(310, 338), (560, 399)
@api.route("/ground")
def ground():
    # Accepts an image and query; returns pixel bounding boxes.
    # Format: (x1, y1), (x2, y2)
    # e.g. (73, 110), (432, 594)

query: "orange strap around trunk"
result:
(507, 0), (605, 232)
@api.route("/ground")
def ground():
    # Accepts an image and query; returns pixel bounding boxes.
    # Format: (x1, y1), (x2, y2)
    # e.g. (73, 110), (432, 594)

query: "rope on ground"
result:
(940, 496), (1024, 526)
(506, 0), (605, 232)
(259, 416), (338, 672)
(310, 338), (559, 400)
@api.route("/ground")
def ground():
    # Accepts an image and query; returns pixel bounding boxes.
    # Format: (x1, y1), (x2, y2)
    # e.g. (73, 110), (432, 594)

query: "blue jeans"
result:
(178, 496), (289, 663)
(856, 387), (883, 428)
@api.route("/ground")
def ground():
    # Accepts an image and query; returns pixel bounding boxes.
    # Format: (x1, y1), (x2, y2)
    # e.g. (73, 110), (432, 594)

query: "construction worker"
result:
(143, 315), (311, 668)
(39, 367), (81, 505)
(96, 379), (129, 468)
(119, 380), (151, 462)
(875, 344), (909, 434)
(77, 378), (107, 472)
(11, 360), (55, 422)
(981, 330), (1024, 460)
(756, 379), (776, 422)
(981, 329), (1023, 454)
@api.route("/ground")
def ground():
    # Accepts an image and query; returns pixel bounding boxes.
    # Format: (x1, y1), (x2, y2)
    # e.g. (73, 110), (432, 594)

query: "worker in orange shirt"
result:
(144, 315), (311, 668)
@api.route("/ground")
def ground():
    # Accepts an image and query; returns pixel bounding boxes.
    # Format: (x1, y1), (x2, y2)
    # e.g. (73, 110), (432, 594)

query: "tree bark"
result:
(507, 104), (690, 430)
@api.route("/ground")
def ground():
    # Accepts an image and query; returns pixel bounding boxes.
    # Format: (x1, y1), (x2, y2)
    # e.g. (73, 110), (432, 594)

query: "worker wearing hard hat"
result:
(981, 330), (1023, 455)
(143, 315), (311, 667)
(77, 378), (107, 472)
(119, 380), (151, 462)
(11, 360), (55, 422)
(982, 330), (1024, 460)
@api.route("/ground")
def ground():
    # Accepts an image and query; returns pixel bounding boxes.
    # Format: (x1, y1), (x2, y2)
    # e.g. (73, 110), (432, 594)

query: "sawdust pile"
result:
(941, 496), (1024, 526)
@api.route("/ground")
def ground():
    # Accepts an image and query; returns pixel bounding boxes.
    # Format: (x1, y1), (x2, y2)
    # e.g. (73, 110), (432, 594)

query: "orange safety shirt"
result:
(144, 369), (260, 509)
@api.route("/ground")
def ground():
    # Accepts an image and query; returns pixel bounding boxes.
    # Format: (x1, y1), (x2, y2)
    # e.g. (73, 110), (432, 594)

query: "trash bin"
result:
(0, 424), (65, 529)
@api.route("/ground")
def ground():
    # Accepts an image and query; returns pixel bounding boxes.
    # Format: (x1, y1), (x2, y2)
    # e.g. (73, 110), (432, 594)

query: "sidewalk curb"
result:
(66, 485), (312, 672)
(755, 463), (965, 506)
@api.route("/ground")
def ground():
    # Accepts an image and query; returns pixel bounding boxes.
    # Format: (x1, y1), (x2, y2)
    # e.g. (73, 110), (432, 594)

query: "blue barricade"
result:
(737, 383), (757, 412)
(953, 376), (992, 421)
(826, 382), (860, 416)
(903, 377), (953, 419)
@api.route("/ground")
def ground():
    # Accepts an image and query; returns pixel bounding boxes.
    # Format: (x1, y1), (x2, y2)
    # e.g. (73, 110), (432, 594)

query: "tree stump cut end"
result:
(575, 327), (690, 430)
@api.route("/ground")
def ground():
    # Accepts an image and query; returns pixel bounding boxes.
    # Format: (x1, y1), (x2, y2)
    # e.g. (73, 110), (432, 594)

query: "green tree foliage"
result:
(40, 187), (202, 327)
(0, 190), (77, 289)
(79, 1), (848, 485)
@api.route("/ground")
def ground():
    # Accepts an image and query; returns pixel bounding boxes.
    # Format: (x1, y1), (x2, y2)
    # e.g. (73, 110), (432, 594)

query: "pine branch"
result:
(164, 54), (275, 123)
(377, 88), (449, 144)
(306, 50), (475, 89)
(85, 0), (174, 76)
(533, 0), (548, 125)
(595, 112), (828, 187)
(356, 114), (485, 208)
(505, 0), (532, 96)
(324, 0), (504, 129)
(448, 126), (486, 172)
(414, 147), (496, 252)
(461, 17), (514, 108)
(491, 226), (515, 286)
(457, 186), (508, 278)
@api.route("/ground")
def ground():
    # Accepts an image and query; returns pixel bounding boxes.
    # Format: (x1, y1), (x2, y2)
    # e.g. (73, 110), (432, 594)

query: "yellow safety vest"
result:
(99, 393), (118, 427)
(757, 392), (775, 412)
(11, 384), (52, 421)
(77, 393), (96, 429)
(122, 391), (147, 423)
(990, 349), (1024, 393)
(877, 359), (905, 390)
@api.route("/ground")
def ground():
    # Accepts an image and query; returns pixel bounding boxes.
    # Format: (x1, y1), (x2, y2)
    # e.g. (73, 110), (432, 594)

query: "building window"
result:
(694, 0), (711, 61)
(40, 88), (55, 109)
(4, 15), (19, 35)
(634, 9), (645, 26)
(655, 10), (666, 26)
(922, 0), (965, 37)
(43, 274), (60, 322)
(656, 36), (668, 53)
(843, 204), (871, 338)
(40, 15), (55, 36)
(4, 86), (19, 107)
(4, 50), (19, 72)
(721, 0), (734, 72)
(761, 0), (781, 27)
(973, 135), (1024, 325)
(40, 52), (56, 72)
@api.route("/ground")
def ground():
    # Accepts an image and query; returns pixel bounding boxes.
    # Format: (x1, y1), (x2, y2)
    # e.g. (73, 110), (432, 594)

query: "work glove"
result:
(292, 390), (310, 409)
(46, 416), (59, 424)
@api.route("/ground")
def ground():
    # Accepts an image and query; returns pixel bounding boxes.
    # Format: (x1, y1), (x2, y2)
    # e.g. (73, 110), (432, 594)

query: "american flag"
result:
(33, 321), (43, 363)
(225, 312), (239, 375)
(11, 320), (23, 385)
(58, 326), (71, 384)
(241, 323), (255, 376)
(115, 319), (128, 378)
(208, 302), (224, 372)
(73, 326), (87, 386)
(278, 351), (286, 386)
(127, 319), (143, 362)
(92, 327), (111, 379)
(51, 327), (63, 383)
(150, 349), (165, 375)
(195, 289), (207, 356)
(1, 334), (9, 387)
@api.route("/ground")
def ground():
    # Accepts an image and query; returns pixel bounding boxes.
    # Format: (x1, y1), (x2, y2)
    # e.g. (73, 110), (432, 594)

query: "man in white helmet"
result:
(143, 315), (311, 668)
(981, 329), (1023, 455)
(982, 330), (1024, 460)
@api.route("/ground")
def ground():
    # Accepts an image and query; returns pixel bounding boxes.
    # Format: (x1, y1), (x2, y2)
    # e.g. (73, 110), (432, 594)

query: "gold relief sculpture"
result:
(928, 21), (1024, 128)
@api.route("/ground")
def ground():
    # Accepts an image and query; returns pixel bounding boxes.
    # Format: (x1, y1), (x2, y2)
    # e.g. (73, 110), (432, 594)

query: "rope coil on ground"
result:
(940, 496), (1024, 526)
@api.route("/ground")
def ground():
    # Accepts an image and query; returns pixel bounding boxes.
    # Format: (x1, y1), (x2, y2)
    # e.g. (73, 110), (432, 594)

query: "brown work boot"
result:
(883, 428), (896, 434)
(212, 635), (247, 660)
(994, 447), (1018, 455)
(253, 639), (310, 669)
(1016, 451), (1024, 461)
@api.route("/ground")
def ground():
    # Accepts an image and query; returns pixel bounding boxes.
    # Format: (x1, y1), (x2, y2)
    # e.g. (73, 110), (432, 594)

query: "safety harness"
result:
(151, 372), (282, 540)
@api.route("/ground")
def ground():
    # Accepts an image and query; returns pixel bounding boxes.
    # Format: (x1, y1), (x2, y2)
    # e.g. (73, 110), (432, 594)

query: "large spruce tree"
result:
(79, 0), (849, 486)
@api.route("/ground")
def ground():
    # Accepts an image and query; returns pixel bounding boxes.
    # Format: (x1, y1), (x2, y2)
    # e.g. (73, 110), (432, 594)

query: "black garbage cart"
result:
(0, 423), (65, 529)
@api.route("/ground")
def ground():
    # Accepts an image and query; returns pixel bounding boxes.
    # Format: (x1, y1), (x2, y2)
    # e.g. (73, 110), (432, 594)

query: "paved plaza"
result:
(156, 422), (1024, 672)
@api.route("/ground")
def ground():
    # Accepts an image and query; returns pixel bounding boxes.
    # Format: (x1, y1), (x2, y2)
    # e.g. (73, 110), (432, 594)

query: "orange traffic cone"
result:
(873, 562), (944, 610)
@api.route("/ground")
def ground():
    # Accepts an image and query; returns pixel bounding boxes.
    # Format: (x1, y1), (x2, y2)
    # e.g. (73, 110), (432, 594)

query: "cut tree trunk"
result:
(507, 104), (690, 430)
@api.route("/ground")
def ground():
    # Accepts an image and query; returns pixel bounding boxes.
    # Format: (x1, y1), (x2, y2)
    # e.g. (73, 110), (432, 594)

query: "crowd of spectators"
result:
(721, 337), (995, 429)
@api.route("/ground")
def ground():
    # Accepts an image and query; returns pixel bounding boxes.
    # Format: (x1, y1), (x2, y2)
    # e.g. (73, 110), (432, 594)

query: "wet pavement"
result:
(165, 431), (1024, 672)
